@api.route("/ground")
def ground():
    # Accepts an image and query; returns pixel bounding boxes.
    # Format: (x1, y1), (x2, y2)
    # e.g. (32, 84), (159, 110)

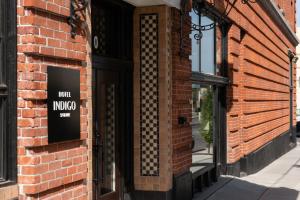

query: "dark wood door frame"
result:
(91, 0), (135, 198)
(93, 69), (120, 200)
(92, 56), (133, 200)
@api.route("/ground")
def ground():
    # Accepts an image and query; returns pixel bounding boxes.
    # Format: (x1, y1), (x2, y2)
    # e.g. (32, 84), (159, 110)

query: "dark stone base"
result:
(226, 161), (241, 177)
(297, 122), (300, 136)
(131, 190), (172, 200)
(173, 171), (193, 200)
(227, 130), (296, 177)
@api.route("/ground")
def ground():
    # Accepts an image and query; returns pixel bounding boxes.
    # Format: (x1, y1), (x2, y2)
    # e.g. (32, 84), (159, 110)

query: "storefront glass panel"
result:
(192, 84), (214, 168)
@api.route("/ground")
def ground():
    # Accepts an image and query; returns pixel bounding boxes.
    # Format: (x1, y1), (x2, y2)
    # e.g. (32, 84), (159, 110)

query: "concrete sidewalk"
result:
(194, 140), (300, 200)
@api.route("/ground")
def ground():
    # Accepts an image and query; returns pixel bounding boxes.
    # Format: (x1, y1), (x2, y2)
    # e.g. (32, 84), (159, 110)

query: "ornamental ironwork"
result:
(68, 0), (89, 38)
(180, 0), (258, 57)
(242, 0), (258, 3)
(190, 1), (216, 41)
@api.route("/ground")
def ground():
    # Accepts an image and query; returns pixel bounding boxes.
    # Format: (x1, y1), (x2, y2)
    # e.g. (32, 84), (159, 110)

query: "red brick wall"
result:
(17, 0), (88, 198)
(171, 8), (193, 176)
(222, 1), (297, 163)
(273, 0), (296, 31)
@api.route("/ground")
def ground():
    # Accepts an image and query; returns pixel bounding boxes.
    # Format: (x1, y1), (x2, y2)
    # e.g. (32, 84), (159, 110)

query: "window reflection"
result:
(192, 84), (214, 168)
(200, 16), (215, 75)
(190, 10), (223, 76)
(190, 11), (200, 72)
(216, 25), (223, 76)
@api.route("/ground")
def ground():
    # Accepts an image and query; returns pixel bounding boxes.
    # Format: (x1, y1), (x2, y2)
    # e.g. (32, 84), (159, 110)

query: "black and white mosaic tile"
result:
(140, 14), (160, 177)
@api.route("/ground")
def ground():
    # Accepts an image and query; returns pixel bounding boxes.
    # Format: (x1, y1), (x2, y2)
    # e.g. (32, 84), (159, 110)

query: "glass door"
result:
(191, 84), (216, 170)
(93, 70), (120, 200)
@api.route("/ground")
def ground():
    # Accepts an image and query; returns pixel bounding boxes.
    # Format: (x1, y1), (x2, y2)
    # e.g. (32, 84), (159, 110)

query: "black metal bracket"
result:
(68, 0), (89, 38)
(179, 0), (223, 57)
(241, 0), (258, 3)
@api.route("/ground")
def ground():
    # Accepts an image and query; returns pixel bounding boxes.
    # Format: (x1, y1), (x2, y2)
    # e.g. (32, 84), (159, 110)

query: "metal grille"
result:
(93, 8), (106, 55)
(92, 0), (133, 60)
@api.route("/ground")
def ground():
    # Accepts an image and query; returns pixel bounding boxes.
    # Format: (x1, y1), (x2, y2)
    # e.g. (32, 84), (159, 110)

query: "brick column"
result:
(170, 8), (193, 177)
(133, 6), (173, 192)
(227, 24), (243, 165)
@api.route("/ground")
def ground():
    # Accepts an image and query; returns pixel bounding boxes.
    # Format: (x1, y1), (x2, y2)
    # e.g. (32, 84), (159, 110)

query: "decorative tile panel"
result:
(140, 14), (159, 176)
(93, 8), (106, 55)
(105, 85), (115, 189)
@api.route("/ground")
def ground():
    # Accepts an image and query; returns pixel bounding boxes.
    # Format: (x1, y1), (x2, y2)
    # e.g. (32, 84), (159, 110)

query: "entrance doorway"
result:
(189, 5), (229, 193)
(93, 70), (121, 200)
(92, 0), (134, 200)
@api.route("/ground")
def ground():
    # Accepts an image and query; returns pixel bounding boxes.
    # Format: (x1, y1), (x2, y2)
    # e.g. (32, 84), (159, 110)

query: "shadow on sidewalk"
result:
(193, 177), (299, 200)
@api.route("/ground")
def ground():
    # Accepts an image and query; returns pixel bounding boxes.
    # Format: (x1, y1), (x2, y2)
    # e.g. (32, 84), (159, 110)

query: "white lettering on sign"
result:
(60, 113), (71, 118)
(58, 91), (71, 98)
(53, 101), (77, 111)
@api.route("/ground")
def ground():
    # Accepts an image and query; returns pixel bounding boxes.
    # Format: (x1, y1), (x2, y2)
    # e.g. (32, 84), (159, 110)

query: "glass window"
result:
(190, 11), (200, 72)
(192, 84), (214, 166)
(200, 16), (215, 75)
(216, 25), (223, 76)
(190, 11), (224, 76)
(189, 5), (228, 176)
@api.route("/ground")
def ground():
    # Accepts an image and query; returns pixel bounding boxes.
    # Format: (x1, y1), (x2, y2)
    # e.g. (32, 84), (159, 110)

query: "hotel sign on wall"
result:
(47, 66), (80, 143)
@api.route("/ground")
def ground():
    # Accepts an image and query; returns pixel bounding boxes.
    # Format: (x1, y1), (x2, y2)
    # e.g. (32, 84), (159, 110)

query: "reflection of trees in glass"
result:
(192, 89), (198, 113)
(200, 87), (213, 154)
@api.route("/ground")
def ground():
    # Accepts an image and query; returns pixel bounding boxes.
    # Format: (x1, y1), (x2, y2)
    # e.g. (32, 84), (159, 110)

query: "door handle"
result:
(0, 84), (7, 90)
(0, 84), (8, 98)
(0, 93), (7, 98)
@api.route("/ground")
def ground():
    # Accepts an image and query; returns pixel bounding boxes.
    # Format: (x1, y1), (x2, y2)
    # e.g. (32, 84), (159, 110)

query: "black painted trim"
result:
(226, 161), (241, 177)
(227, 130), (295, 177)
(191, 73), (229, 86)
(93, 56), (132, 70)
(173, 171), (192, 200)
(288, 50), (296, 143)
(0, 0), (17, 185)
(219, 85), (227, 174)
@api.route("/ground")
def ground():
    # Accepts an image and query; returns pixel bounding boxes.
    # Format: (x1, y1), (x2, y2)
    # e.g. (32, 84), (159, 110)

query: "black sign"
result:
(47, 66), (80, 143)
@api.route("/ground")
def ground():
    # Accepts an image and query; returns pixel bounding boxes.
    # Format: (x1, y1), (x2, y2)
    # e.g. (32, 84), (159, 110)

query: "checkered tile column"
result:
(134, 6), (173, 192)
(140, 14), (160, 177)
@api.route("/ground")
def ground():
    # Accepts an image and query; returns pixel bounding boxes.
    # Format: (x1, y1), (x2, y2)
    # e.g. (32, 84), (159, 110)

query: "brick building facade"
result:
(0, 0), (298, 199)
